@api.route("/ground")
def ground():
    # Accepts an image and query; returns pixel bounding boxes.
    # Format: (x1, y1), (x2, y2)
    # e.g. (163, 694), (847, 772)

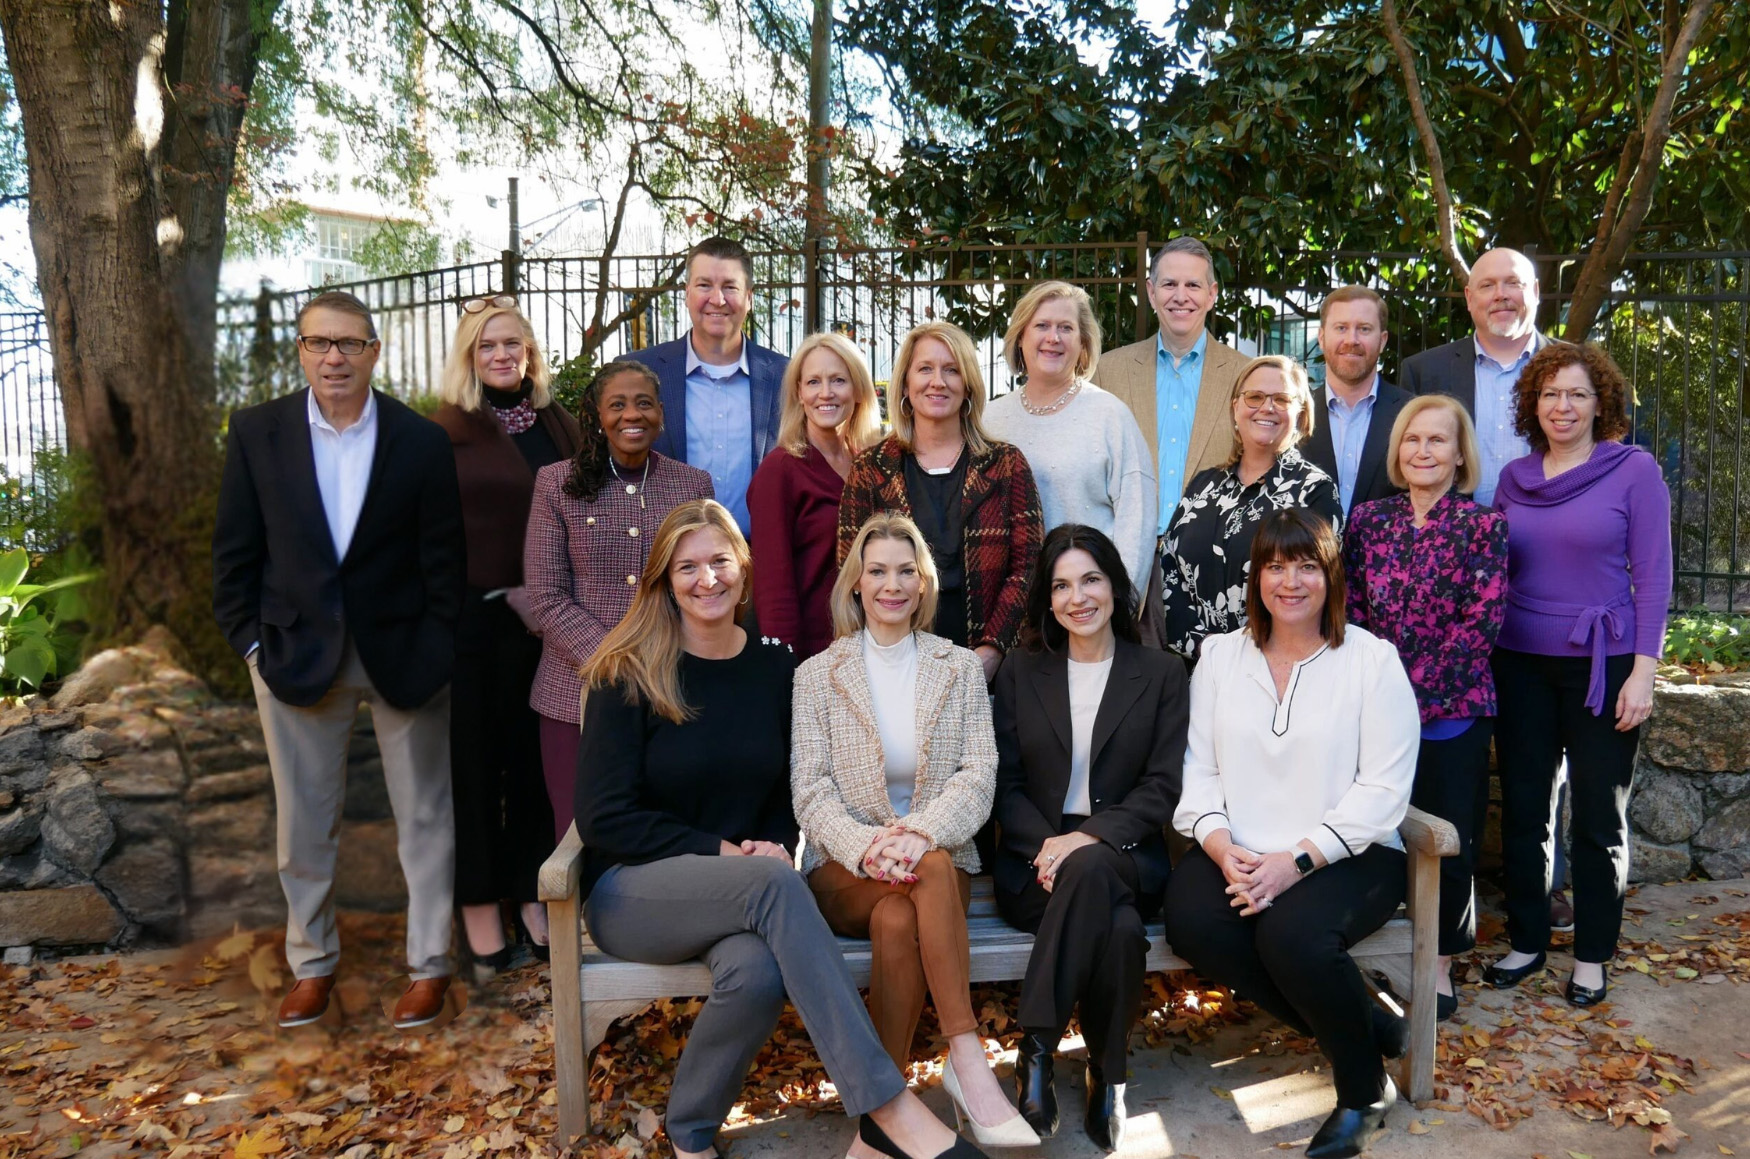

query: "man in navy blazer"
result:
(1302, 286), (1412, 515)
(213, 290), (464, 1032)
(1400, 248), (1556, 505)
(618, 236), (787, 534)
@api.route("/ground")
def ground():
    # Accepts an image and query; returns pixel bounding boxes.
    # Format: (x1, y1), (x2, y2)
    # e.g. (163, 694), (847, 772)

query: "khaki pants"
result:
(249, 643), (455, 980)
(808, 850), (974, 1068)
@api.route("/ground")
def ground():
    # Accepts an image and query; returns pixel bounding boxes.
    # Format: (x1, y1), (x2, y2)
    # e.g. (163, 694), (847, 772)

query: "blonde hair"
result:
(1223, 355), (1316, 467)
(1385, 394), (1482, 495)
(1002, 281), (1102, 381)
(438, 304), (552, 412)
(888, 321), (996, 456)
(830, 512), (941, 639)
(583, 500), (751, 723)
(776, 332), (883, 458)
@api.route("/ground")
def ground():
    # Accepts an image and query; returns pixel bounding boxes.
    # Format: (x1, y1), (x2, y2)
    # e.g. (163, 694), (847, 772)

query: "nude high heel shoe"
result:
(941, 1057), (1041, 1148)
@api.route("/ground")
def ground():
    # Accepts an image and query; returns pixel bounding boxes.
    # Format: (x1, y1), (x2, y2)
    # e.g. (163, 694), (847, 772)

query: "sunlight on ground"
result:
(1692, 1057), (1749, 1138)
(1230, 1069), (1333, 1136)
(1117, 1109), (1176, 1156)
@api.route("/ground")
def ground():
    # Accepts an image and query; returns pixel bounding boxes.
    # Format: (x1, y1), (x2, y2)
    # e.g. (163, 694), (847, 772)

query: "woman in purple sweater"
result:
(1481, 344), (1671, 1008)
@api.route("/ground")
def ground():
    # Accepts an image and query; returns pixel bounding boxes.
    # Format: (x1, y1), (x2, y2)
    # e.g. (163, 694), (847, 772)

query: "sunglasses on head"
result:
(461, 294), (518, 314)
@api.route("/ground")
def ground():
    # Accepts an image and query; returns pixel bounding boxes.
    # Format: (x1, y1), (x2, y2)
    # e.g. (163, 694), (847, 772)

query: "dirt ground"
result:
(2, 879), (1746, 1158)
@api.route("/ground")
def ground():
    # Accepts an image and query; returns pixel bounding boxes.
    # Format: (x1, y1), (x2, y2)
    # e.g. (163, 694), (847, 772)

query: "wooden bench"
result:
(539, 807), (1459, 1141)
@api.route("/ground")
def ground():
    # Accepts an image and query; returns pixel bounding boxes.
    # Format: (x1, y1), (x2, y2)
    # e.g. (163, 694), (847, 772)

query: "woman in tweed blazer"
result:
(793, 513), (1035, 1149)
(525, 361), (712, 841)
(837, 321), (1044, 685)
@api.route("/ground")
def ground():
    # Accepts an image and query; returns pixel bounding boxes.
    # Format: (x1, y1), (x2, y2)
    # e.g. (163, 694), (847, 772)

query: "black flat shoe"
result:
(1082, 1063), (1126, 1152)
(1483, 951), (1546, 989)
(1371, 1006), (1408, 1061)
(1436, 989), (1459, 1022)
(1565, 975), (1608, 1006)
(857, 1113), (989, 1159)
(1013, 1032), (1058, 1137)
(1305, 1076), (1396, 1159)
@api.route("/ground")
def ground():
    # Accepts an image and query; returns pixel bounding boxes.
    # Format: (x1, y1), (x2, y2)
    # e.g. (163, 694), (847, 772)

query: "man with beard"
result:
(1401, 248), (1556, 506)
(1303, 286), (1411, 515)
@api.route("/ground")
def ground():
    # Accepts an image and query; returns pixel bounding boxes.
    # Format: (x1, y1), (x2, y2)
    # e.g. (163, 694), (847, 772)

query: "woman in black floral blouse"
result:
(1160, 355), (1341, 663)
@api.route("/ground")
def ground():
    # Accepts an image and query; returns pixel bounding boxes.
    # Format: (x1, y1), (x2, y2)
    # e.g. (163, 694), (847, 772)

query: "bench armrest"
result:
(1398, 804), (1459, 859)
(540, 820), (586, 902)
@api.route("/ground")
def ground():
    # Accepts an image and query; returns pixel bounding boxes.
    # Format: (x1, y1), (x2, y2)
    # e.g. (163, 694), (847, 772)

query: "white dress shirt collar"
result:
(685, 334), (750, 378)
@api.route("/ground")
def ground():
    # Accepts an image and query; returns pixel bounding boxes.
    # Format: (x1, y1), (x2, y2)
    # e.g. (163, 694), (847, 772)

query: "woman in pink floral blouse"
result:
(1343, 394), (1507, 1023)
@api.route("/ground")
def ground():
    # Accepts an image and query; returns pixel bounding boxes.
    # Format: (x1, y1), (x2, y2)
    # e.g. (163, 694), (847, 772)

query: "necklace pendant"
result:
(626, 484), (637, 495)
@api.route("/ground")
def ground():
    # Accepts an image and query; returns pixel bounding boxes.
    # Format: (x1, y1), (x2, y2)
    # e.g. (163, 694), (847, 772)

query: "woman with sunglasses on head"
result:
(991, 524), (1188, 1152)
(524, 360), (713, 850)
(1160, 355), (1340, 667)
(432, 295), (582, 978)
(578, 500), (987, 1159)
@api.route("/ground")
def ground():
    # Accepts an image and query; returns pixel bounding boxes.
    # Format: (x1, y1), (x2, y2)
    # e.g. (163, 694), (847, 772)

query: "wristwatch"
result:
(1294, 850), (1316, 876)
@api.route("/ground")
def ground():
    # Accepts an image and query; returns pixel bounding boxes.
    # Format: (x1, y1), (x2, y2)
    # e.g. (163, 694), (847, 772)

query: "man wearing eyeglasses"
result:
(213, 290), (465, 1032)
(619, 235), (787, 535)
(1401, 248), (1555, 507)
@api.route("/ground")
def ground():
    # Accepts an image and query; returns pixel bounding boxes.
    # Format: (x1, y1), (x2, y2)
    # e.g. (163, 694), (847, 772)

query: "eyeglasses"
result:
(296, 335), (378, 356)
(1239, 390), (1298, 411)
(1538, 389), (1597, 405)
(461, 294), (518, 314)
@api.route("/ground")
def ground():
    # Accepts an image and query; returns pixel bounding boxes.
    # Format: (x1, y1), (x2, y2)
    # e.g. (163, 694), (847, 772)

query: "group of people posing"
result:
(212, 235), (1672, 1159)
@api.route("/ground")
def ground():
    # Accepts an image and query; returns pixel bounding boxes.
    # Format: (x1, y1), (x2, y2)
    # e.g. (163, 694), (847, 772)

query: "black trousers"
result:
(1492, 648), (1640, 963)
(1164, 844), (1405, 1108)
(995, 841), (1158, 1078)
(1410, 719), (1494, 955)
(450, 591), (555, 907)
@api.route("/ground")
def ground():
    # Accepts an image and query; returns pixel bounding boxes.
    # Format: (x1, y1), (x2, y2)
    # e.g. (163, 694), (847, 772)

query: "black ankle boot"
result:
(1306, 1076), (1396, 1158)
(1082, 1062), (1126, 1152)
(1013, 1032), (1058, 1137)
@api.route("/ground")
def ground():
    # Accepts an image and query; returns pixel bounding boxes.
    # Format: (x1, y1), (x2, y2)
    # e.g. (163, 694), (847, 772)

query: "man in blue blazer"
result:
(1303, 286), (1412, 515)
(618, 236), (787, 534)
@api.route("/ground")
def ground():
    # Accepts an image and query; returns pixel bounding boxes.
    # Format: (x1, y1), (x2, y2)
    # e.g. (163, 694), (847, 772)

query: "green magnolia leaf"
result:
(0, 548), (26, 597)
(1, 638), (54, 688)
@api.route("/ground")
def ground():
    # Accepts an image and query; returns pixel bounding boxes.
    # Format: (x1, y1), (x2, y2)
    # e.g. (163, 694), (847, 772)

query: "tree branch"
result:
(1381, 0), (1468, 282)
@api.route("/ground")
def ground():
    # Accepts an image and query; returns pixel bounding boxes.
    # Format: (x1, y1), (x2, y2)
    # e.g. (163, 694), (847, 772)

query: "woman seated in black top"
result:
(991, 525), (1189, 1152)
(576, 499), (984, 1159)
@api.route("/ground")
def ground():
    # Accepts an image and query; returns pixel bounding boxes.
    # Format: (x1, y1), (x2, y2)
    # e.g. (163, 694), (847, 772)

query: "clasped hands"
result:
(1206, 832), (1309, 917)
(1031, 830), (1101, 893)
(862, 826), (931, 883)
(718, 838), (791, 861)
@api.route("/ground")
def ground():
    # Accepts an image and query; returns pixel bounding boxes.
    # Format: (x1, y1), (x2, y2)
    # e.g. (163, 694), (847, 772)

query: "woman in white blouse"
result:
(792, 513), (1036, 1149)
(1164, 508), (1418, 1159)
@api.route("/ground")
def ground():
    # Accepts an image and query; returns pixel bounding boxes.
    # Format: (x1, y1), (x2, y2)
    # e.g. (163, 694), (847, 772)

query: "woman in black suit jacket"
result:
(992, 524), (1189, 1153)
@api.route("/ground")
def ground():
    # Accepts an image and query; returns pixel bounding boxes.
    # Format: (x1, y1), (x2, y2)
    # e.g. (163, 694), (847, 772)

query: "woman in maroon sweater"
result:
(747, 332), (882, 659)
(432, 296), (582, 978)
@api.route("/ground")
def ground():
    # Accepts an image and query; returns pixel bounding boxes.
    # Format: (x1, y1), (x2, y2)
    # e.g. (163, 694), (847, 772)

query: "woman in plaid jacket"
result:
(837, 322), (1044, 685)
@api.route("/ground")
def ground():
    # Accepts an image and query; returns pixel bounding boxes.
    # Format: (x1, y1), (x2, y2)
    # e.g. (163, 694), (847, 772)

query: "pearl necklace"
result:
(1019, 377), (1083, 416)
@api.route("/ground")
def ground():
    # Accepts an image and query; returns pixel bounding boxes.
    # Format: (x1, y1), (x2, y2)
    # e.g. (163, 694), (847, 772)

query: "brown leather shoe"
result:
(277, 975), (335, 1028)
(392, 976), (452, 1029)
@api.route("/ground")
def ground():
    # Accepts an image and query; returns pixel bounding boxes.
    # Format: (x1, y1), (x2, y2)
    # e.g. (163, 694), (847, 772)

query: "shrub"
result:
(0, 546), (95, 696)
(1664, 612), (1750, 673)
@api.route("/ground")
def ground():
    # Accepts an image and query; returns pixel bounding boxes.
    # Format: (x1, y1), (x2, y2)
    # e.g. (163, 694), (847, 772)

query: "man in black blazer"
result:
(213, 290), (464, 1031)
(616, 236), (787, 536)
(1303, 286), (1412, 516)
(1400, 248), (1556, 506)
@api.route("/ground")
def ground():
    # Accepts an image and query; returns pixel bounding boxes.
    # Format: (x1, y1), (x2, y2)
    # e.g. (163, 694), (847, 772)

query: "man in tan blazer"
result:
(1094, 236), (1248, 644)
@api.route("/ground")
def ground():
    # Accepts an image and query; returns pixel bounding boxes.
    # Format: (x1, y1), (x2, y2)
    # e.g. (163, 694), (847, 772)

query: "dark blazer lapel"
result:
(1089, 642), (1148, 769)
(650, 341), (687, 462)
(1353, 380), (1405, 502)
(271, 389), (339, 570)
(1029, 650), (1073, 760)
(345, 391), (401, 567)
(1452, 340), (1477, 414)
(749, 342), (783, 463)
(1305, 389), (1336, 473)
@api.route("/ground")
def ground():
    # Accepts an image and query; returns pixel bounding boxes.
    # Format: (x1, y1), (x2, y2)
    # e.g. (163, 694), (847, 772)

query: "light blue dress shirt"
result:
(684, 341), (755, 532)
(1154, 330), (1207, 534)
(1471, 337), (1534, 507)
(1325, 373), (1379, 515)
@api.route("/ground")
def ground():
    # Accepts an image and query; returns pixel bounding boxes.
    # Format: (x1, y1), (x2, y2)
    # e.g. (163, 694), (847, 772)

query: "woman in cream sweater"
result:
(793, 512), (1035, 1149)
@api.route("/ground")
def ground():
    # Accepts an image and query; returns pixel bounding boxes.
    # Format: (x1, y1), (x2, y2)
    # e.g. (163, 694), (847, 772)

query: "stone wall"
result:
(1628, 673), (1750, 883)
(0, 631), (407, 952)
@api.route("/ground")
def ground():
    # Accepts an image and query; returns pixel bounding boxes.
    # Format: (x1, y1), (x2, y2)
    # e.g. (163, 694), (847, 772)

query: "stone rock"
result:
(1628, 772), (1706, 844)
(185, 765), (272, 804)
(109, 800), (183, 843)
(186, 798), (272, 850)
(1642, 682), (1750, 773)
(0, 728), (43, 775)
(343, 761), (392, 821)
(0, 805), (40, 857)
(0, 703), (30, 734)
(185, 852), (283, 939)
(1694, 798), (1750, 852)
(334, 819), (408, 911)
(50, 649), (149, 709)
(0, 762), (49, 793)
(40, 770), (116, 874)
(96, 840), (183, 927)
(1706, 772), (1750, 803)
(0, 789), (11, 810)
(80, 708), (174, 751)
(1700, 848), (1750, 880)
(92, 747), (184, 799)
(30, 710), (79, 733)
(2, 946), (32, 965)
(0, 850), (76, 889)
(0, 885), (122, 945)
(55, 727), (116, 761)
(1629, 835), (1694, 884)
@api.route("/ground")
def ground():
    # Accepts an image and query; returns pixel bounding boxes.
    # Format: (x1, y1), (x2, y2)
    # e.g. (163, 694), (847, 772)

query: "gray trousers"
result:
(586, 855), (907, 1151)
(249, 644), (455, 980)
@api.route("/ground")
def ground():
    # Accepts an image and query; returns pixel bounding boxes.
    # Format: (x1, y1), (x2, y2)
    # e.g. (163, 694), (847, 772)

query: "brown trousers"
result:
(808, 850), (975, 1067)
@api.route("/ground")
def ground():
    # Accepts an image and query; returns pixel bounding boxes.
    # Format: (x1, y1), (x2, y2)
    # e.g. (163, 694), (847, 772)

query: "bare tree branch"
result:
(1381, 0), (1469, 282)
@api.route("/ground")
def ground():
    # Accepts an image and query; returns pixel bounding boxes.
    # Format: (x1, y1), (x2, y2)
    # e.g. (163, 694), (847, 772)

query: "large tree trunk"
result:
(0, 0), (268, 668)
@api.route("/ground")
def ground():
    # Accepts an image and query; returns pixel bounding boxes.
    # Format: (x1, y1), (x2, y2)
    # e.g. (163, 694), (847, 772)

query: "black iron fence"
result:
(2, 242), (1745, 609)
